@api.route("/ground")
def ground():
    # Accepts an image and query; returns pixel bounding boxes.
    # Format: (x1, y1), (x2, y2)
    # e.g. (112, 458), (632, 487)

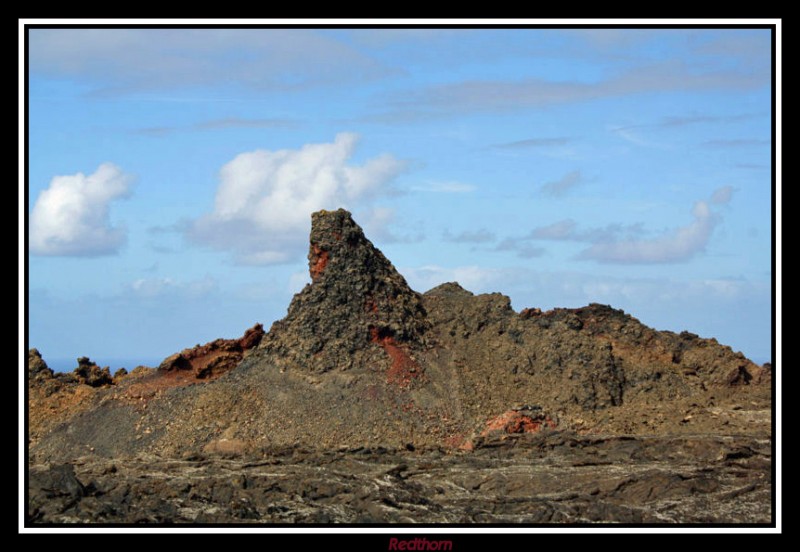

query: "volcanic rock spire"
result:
(259, 209), (429, 374)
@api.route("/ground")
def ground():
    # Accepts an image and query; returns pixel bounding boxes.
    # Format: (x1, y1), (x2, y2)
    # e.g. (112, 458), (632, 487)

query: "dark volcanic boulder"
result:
(28, 349), (53, 380)
(74, 357), (114, 387)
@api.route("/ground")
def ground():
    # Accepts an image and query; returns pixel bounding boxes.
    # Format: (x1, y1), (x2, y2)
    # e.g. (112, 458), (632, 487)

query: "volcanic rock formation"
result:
(259, 209), (429, 379)
(158, 323), (265, 379)
(28, 209), (770, 462)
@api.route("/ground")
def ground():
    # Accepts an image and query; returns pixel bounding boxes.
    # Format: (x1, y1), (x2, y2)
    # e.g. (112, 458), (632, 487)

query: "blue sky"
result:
(25, 25), (775, 369)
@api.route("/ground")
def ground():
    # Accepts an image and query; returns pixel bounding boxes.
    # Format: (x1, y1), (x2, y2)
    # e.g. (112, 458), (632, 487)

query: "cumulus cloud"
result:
(187, 133), (406, 264)
(30, 163), (132, 257)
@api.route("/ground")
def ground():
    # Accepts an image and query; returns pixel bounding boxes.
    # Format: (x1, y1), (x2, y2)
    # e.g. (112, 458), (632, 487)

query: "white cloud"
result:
(188, 133), (406, 264)
(30, 163), (132, 257)
(410, 181), (477, 193)
(579, 201), (719, 264)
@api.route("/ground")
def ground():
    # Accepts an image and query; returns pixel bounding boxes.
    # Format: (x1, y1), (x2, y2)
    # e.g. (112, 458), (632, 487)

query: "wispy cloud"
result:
(30, 163), (133, 257)
(530, 220), (646, 244)
(410, 181), (477, 193)
(703, 139), (770, 147)
(692, 32), (771, 69)
(579, 187), (733, 264)
(134, 127), (174, 137)
(614, 112), (759, 132)
(442, 228), (496, 244)
(492, 238), (546, 259)
(540, 170), (583, 197)
(530, 219), (577, 240)
(521, 187), (733, 264)
(578, 201), (719, 264)
(194, 117), (295, 130)
(369, 61), (768, 121)
(127, 276), (218, 299)
(610, 113), (765, 149)
(709, 185), (735, 205)
(134, 117), (296, 136)
(491, 137), (572, 150)
(29, 29), (390, 95)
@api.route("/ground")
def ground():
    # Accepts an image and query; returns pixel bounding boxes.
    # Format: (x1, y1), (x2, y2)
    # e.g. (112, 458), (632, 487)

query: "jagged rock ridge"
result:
(28, 209), (770, 462)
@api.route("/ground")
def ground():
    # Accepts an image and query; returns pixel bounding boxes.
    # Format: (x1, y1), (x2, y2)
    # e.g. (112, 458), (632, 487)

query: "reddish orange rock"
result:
(309, 244), (329, 280)
(481, 409), (557, 437)
(158, 323), (265, 380)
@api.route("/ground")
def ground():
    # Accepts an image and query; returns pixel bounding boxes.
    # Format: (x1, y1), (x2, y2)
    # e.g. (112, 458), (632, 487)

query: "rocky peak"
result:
(74, 357), (114, 387)
(260, 209), (429, 374)
(28, 349), (53, 380)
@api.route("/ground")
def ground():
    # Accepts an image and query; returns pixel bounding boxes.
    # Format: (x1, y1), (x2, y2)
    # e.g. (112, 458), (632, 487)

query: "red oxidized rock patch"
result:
(310, 244), (329, 281)
(370, 327), (422, 387)
(480, 408), (556, 438)
(364, 295), (379, 314)
(519, 307), (542, 319)
(158, 323), (265, 380)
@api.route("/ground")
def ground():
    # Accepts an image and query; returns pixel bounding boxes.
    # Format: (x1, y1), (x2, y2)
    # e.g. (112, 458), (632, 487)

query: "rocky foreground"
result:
(27, 209), (772, 524)
(29, 431), (770, 524)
